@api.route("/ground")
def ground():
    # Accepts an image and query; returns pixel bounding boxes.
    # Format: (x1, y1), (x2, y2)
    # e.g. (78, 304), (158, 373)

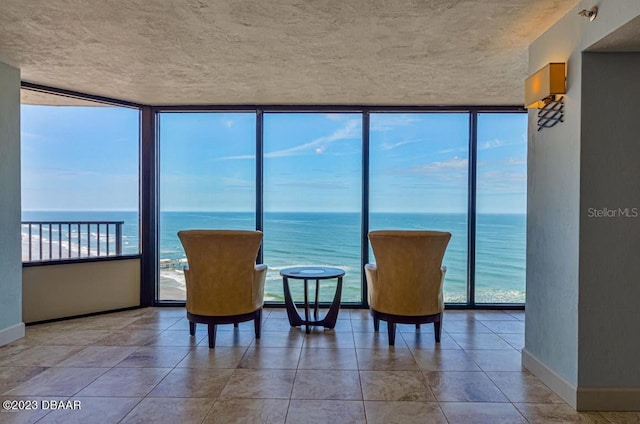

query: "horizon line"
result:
(23, 209), (526, 215)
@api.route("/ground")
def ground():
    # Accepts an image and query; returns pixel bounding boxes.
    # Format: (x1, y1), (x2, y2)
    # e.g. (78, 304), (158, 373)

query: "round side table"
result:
(280, 266), (344, 334)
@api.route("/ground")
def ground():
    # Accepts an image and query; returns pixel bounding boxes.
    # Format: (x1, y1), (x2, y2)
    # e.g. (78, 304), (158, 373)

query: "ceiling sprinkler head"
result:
(578, 6), (598, 22)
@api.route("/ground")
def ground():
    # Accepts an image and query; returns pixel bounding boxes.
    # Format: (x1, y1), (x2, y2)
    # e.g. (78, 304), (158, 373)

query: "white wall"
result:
(525, 2), (583, 393)
(23, 259), (141, 323)
(579, 52), (640, 389)
(0, 60), (24, 346)
(525, 0), (640, 410)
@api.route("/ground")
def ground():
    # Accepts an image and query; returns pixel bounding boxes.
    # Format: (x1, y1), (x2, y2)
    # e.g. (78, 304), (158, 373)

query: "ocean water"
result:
(22, 211), (526, 304)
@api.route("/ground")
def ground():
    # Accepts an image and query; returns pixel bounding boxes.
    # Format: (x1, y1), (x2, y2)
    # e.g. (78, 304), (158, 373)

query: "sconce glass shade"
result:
(524, 63), (566, 108)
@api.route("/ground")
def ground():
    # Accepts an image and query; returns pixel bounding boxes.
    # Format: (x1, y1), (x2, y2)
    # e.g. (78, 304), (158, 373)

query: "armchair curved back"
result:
(177, 230), (264, 317)
(367, 230), (451, 316)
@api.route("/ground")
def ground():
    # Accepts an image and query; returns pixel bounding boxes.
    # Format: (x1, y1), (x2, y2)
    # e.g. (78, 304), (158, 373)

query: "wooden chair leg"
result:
(373, 316), (380, 332)
(254, 309), (262, 339)
(234, 323), (239, 328)
(434, 315), (442, 343)
(208, 324), (217, 348)
(189, 321), (196, 336)
(416, 324), (421, 330)
(387, 321), (396, 346)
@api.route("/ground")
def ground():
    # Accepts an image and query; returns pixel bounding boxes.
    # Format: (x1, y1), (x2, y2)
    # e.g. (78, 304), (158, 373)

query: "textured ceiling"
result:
(1, 0), (577, 106)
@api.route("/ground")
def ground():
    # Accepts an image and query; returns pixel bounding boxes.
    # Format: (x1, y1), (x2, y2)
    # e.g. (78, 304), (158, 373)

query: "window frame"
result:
(19, 83), (144, 268)
(20, 83), (526, 309)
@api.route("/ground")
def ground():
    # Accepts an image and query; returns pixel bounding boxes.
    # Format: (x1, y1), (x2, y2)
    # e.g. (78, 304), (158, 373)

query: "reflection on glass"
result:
(159, 113), (256, 301)
(476, 113), (527, 303)
(369, 113), (469, 303)
(21, 91), (140, 262)
(263, 113), (362, 303)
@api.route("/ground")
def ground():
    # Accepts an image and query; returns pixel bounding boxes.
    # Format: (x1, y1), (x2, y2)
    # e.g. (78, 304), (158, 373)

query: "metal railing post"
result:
(28, 224), (32, 261)
(115, 222), (123, 255)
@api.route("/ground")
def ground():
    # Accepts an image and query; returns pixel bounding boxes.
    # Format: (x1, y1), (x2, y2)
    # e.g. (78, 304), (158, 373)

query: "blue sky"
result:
(21, 106), (527, 214)
(21, 105), (139, 211)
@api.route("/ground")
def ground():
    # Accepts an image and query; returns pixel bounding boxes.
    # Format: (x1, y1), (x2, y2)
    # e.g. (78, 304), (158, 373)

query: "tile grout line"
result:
(465, 316), (528, 423)
(352, 320), (369, 424)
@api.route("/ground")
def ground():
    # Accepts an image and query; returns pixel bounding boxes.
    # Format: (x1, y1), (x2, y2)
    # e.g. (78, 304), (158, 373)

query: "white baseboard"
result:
(577, 387), (640, 411)
(523, 349), (640, 411)
(522, 348), (577, 408)
(0, 322), (25, 347)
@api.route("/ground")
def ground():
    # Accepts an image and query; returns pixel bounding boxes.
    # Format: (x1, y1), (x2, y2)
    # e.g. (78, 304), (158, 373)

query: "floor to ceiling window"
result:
(369, 113), (470, 303)
(19, 82), (527, 308)
(263, 113), (363, 303)
(21, 89), (140, 263)
(158, 112), (256, 301)
(155, 107), (526, 307)
(475, 113), (527, 303)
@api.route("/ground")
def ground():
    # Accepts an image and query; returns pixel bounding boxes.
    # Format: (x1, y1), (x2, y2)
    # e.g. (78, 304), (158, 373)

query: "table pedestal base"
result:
(283, 276), (343, 334)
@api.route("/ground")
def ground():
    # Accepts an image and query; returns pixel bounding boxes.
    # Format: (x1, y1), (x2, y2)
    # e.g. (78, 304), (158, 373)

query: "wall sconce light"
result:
(524, 62), (566, 131)
(578, 6), (598, 22)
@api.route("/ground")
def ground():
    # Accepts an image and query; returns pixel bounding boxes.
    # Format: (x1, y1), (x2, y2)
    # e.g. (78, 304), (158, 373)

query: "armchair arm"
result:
(364, 263), (377, 283)
(183, 267), (191, 309)
(439, 265), (447, 310)
(364, 263), (378, 307)
(253, 264), (267, 309)
(254, 264), (267, 279)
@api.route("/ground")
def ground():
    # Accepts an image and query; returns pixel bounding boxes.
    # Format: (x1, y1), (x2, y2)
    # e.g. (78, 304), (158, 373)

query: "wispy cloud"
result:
(380, 137), (428, 151)
(216, 153), (255, 160)
(324, 113), (351, 121)
(437, 148), (463, 154)
(21, 131), (49, 143)
(220, 176), (252, 188)
(477, 170), (526, 193)
(504, 157), (526, 165)
(161, 173), (252, 186)
(405, 157), (468, 174)
(274, 181), (348, 190)
(481, 170), (526, 182)
(382, 157), (469, 185)
(478, 137), (526, 151)
(23, 167), (99, 178)
(370, 114), (420, 132)
(438, 136), (526, 154)
(478, 139), (505, 150)
(477, 157), (527, 169)
(22, 169), (138, 193)
(219, 119), (360, 160)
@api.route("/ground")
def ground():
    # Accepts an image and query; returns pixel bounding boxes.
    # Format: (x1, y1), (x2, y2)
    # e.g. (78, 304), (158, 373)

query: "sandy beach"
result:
(159, 267), (187, 300)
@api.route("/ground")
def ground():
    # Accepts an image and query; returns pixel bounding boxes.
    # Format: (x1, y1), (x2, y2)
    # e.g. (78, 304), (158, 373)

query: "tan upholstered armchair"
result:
(365, 230), (451, 346)
(177, 230), (267, 348)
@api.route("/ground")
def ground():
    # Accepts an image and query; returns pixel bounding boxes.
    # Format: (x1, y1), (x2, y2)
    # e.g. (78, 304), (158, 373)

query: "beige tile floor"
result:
(1, 308), (639, 423)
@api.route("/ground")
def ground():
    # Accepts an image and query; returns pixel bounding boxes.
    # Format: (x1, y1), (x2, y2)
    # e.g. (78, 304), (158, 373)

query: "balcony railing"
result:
(21, 221), (124, 262)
